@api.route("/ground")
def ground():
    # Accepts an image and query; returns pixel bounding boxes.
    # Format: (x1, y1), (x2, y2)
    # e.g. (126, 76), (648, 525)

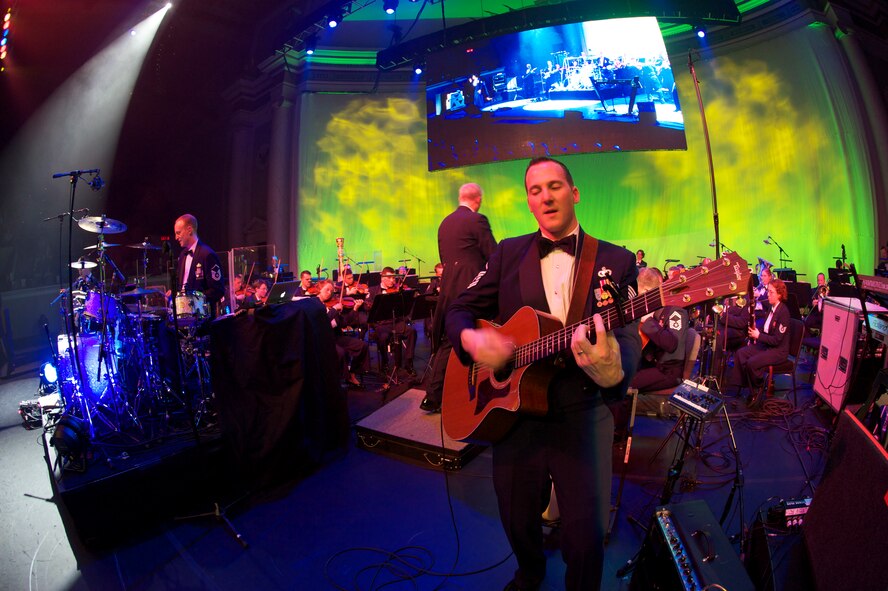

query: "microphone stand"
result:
(767, 236), (791, 268)
(688, 49), (721, 261)
(167, 241), (248, 548)
(404, 247), (426, 280)
(51, 171), (90, 435)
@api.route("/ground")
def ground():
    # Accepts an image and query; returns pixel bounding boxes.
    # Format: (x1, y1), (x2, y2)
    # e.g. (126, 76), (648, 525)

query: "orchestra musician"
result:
(366, 267), (417, 376)
(338, 268), (368, 336)
(732, 278), (791, 407)
(173, 214), (224, 317)
(753, 267), (773, 327)
(294, 270), (316, 297)
(805, 272), (827, 333)
(425, 263), (444, 295)
(318, 280), (368, 388)
(243, 278), (269, 307)
(630, 267), (688, 393)
(635, 249), (646, 268)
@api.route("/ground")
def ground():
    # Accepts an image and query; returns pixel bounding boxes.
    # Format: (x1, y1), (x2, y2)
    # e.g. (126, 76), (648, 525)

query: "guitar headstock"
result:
(660, 252), (750, 308)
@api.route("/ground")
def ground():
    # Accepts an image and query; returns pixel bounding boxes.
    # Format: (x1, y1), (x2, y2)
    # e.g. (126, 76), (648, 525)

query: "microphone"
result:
(763, 237), (772, 245)
(708, 241), (716, 248)
(665, 259), (680, 263)
(88, 174), (105, 191)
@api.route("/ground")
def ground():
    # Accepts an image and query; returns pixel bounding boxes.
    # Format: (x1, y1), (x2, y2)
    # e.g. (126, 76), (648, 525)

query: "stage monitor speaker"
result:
(813, 296), (887, 412)
(803, 410), (888, 591)
(629, 500), (754, 591)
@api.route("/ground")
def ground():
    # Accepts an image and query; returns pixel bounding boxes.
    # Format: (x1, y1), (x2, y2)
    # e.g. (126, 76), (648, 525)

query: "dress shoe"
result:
(419, 397), (441, 413)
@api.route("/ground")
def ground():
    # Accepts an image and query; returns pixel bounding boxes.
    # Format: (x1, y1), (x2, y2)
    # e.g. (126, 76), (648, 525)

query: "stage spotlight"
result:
(695, 25), (706, 39)
(39, 362), (58, 393)
(383, 0), (398, 14)
(413, 61), (423, 75)
(305, 35), (317, 55)
(328, 9), (342, 28)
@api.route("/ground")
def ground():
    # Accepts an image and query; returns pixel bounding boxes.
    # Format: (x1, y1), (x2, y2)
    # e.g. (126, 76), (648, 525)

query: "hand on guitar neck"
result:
(570, 317), (623, 389)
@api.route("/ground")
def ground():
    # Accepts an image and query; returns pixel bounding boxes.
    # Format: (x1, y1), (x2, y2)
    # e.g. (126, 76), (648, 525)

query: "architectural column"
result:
(266, 74), (297, 265)
(226, 112), (254, 250)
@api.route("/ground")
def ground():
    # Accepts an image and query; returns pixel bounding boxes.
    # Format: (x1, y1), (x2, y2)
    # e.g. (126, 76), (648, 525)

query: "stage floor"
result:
(0, 338), (833, 590)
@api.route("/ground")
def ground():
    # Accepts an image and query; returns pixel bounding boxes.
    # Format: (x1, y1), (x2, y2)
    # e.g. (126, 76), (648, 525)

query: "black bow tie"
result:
(185, 250), (194, 257)
(538, 234), (577, 258)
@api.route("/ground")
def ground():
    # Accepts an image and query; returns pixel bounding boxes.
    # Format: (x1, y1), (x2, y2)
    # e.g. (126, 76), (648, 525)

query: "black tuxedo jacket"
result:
(177, 240), (224, 304)
(433, 205), (496, 344)
(446, 230), (641, 412)
(757, 301), (791, 357)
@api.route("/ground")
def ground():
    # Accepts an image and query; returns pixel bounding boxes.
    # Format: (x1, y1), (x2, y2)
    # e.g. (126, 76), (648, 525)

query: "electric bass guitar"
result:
(442, 252), (750, 443)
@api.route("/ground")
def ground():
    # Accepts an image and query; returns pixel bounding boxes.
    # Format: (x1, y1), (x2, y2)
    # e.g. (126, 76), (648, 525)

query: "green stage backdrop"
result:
(296, 22), (877, 284)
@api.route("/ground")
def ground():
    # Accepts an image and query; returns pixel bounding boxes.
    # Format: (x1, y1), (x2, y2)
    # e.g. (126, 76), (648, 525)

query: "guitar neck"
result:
(510, 252), (749, 368)
(513, 286), (664, 368)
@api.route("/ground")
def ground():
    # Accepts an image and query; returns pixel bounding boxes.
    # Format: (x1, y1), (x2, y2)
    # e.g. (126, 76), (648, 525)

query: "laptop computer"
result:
(265, 281), (301, 305)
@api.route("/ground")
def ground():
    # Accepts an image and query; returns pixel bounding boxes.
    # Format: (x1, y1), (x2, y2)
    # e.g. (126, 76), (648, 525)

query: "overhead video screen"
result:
(424, 17), (687, 171)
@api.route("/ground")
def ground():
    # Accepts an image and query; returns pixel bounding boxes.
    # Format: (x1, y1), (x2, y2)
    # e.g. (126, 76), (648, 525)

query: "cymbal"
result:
(126, 241), (162, 250)
(78, 216), (127, 234)
(83, 242), (119, 250)
(120, 287), (161, 297)
(70, 260), (97, 269)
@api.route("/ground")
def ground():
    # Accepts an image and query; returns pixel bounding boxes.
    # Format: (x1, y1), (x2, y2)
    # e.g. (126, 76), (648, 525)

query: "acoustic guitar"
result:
(442, 252), (750, 443)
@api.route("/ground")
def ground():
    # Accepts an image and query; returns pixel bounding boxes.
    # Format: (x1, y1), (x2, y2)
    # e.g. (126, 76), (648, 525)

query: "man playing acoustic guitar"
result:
(445, 157), (642, 591)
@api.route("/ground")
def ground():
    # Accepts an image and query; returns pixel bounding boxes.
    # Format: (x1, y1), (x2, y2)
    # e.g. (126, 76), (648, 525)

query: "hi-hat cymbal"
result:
(78, 216), (127, 234)
(84, 242), (119, 250)
(120, 287), (161, 297)
(70, 260), (97, 269)
(126, 241), (162, 251)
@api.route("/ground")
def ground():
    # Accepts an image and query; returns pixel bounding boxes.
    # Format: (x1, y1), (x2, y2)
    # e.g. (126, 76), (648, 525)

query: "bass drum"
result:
(83, 290), (125, 325)
(56, 333), (120, 408)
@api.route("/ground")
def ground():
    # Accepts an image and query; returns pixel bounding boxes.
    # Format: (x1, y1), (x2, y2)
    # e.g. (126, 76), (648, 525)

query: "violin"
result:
(344, 283), (369, 296)
(305, 284), (320, 296)
(324, 296), (355, 309)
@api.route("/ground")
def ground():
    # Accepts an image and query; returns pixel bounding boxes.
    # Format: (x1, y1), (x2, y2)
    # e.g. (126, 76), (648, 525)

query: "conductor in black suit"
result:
(174, 214), (224, 315)
(446, 157), (641, 591)
(420, 183), (497, 412)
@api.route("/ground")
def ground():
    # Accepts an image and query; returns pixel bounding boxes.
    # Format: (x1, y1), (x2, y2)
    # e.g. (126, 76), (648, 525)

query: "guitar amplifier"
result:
(629, 500), (754, 591)
(814, 297), (888, 412)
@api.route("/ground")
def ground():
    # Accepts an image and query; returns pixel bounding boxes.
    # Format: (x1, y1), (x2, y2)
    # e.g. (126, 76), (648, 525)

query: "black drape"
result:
(209, 299), (349, 478)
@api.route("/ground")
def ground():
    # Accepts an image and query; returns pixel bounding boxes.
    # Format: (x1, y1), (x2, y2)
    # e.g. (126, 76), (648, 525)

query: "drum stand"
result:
(177, 327), (214, 427)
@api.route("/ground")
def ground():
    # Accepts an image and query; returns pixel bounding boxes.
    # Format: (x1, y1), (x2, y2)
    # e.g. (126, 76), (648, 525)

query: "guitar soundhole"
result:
(492, 362), (514, 384)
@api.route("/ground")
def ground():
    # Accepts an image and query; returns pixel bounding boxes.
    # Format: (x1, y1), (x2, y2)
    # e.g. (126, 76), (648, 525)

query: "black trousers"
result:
(424, 338), (452, 406)
(732, 342), (786, 387)
(374, 319), (416, 370)
(492, 402), (613, 591)
(335, 334), (368, 375)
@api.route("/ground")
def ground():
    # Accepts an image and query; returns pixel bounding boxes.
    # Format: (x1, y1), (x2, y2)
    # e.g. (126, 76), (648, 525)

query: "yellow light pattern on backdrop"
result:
(297, 23), (877, 281)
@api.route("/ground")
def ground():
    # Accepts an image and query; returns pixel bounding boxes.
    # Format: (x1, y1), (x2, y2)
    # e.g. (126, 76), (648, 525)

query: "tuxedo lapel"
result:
(518, 233), (550, 314)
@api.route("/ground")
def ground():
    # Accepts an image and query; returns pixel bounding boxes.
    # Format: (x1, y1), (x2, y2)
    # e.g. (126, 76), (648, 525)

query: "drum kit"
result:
(54, 214), (214, 443)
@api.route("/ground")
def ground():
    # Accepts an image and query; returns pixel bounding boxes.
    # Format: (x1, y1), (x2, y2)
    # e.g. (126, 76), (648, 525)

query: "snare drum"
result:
(174, 291), (207, 320)
(83, 290), (123, 325)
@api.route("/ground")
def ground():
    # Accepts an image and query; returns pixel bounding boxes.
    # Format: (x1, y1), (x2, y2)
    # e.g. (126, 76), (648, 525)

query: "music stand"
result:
(367, 291), (416, 390)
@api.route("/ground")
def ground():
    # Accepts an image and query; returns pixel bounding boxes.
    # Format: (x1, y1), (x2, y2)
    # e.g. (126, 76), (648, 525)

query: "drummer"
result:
(173, 214), (224, 316)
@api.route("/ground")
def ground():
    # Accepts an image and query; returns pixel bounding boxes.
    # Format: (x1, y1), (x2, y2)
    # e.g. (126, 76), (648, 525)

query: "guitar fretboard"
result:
(513, 284), (664, 367)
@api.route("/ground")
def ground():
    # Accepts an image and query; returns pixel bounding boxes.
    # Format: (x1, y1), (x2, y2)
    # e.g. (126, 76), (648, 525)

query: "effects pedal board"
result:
(767, 497), (812, 531)
(668, 380), (723, 421)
